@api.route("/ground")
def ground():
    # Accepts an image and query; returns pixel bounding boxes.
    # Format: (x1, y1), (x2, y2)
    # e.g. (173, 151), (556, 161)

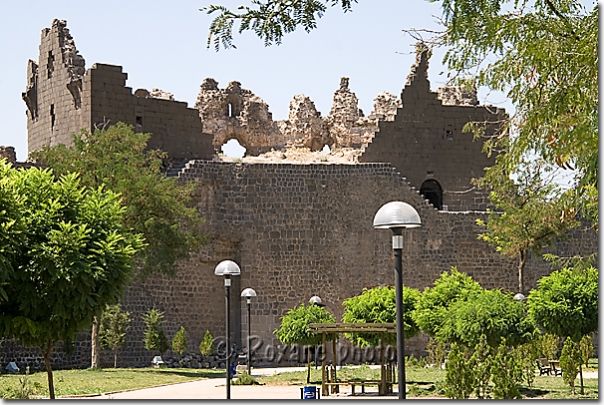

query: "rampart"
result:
(1, 162), (596, 369)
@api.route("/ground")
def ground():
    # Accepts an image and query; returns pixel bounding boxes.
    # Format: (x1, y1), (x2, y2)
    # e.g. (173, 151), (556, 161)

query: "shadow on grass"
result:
(519, 387), (550, 398)
(85, 367), (225, 379)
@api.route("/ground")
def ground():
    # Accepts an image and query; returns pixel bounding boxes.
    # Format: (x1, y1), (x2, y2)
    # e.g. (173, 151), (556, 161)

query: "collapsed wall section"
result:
(195, 77), (401, 156)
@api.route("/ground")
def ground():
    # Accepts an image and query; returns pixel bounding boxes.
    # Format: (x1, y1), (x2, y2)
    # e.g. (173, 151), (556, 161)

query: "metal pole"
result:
(225, 276), (231, 399)
(247, 298), (251, 375)
(393, 230), (405, 400)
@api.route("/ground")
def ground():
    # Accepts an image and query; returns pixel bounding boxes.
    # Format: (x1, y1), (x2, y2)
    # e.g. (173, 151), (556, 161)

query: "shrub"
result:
(425, 337), (446, 368)
(143, 308), (169, 356)
(172, 326), (188, 360)
(232, 370), (261, 385)
(539, 333), (560, 359)
(579, 335), (594, 369)
(100, 303), (131, 368)
(560, 338), (582, 395)
(444, 342), (474, 399)
(200, 330), (214, 356)
(471, 335), (492, 399)
(514, 340), (540, 387)
(490, 339), (523, 399)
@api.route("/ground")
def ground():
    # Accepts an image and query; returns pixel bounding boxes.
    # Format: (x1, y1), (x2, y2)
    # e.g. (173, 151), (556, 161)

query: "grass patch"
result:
(0, 367), (223, 399)
(585, 357), (598, 371)
(523, 375), (599, 399)
(259, 364), (598, 399)
(259, 367), (322, 386)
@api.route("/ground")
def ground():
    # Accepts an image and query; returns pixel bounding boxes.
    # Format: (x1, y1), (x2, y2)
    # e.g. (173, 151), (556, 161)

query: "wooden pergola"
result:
(308, 323), (397, 396)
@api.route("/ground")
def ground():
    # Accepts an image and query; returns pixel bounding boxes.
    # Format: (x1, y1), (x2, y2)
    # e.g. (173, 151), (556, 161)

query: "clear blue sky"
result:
(1, 1), (516, 160)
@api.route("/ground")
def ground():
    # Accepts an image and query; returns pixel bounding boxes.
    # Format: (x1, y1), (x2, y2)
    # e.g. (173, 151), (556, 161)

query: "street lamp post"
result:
(309, 295), (325, 368)
(373, 201), (421, 400)
(240, 287), (257, 375)
(214, 260), (241, 400)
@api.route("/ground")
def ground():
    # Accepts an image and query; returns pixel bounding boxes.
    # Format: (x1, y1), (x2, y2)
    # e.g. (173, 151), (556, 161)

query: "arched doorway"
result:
(420, 179), (443, 210)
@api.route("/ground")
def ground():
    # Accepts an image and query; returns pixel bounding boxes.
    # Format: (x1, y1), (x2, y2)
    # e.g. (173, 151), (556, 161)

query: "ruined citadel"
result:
(1, 19), (597, 369)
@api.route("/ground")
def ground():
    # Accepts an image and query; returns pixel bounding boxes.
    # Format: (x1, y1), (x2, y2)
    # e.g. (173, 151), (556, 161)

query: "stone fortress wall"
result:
(1, 20), (596, 370)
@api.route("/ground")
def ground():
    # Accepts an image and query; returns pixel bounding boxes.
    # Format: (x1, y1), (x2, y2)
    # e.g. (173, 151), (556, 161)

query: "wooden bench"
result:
(325, 379), (391, 395)
(536, 358), (562, 376)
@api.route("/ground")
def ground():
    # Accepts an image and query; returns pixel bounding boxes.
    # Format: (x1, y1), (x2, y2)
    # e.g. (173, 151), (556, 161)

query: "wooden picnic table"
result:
(308, 323), (397, 396)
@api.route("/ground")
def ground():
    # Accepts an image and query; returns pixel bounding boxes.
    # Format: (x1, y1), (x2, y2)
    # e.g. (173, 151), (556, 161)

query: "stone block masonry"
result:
(112, 161), (595, 367)
(1, 161), (596, 370)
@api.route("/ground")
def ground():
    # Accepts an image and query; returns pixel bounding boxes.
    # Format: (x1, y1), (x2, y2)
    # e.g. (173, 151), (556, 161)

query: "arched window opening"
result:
(420, 179), (443, 210)
(221, 138), (246, 158)
(322, 144), (331, 153)
(228, 103), (233, 117)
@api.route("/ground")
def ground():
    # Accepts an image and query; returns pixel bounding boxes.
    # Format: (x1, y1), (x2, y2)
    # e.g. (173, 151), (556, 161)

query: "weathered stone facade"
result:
(1, 20), (597, 371)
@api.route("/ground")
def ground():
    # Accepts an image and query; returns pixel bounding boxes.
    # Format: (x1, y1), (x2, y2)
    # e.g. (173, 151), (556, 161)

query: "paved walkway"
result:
(62, 366), (598, 400)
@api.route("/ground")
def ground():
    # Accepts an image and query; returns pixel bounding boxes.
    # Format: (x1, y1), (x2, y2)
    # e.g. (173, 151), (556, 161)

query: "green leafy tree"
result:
(341, 285), (420, 347)
(413, 267), (483, 338)
(143, 309), (170, 357)
(559, 338), (582, 395)
(436, 0), (598, 229)
(528, 260), (597, 394)
(476, 159), (578, 295)
(0, 162), (143, 399)
(99, 304), (132, 368)
(274, 303), (334, 383)
(528, 262), (598, 342)
(437, 289), (537, 349)
(201, 0), (356, 50)
(200, 329), (215, 356)
(31, 123), (205, 368)
(172, 326), (189, 364)
(30, 122), (204, 279)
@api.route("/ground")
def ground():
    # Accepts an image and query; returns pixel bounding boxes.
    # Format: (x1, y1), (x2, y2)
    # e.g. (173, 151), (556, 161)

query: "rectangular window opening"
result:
(50, 104), (55, 130)
(47, 51), (55, 79)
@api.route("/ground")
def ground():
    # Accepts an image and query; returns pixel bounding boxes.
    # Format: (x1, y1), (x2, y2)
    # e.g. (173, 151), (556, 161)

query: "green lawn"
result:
(0, 367), (224, 399)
